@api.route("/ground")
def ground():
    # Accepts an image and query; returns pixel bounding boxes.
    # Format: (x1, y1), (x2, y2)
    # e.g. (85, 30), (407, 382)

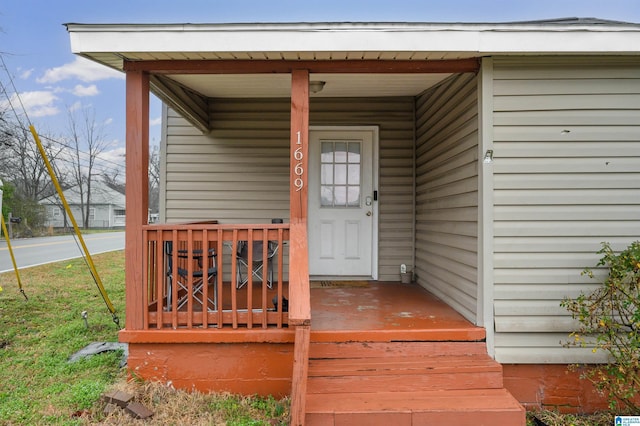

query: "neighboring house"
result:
(67, 18), (640, 424)
(40, 181), (125, 229)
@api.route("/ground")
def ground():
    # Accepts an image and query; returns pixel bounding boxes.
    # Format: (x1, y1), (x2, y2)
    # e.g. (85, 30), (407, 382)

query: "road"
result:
(0, 231), (125, 273)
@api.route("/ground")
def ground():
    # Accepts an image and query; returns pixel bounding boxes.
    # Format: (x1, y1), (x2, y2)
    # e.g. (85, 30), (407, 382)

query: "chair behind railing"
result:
(143, 223), (289, 330)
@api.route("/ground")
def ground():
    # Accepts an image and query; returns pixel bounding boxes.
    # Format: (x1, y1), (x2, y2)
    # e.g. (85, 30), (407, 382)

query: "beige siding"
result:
(492, 57), (640, 363)
(163, 97), (414, 282)
(414, 74), (479, 322)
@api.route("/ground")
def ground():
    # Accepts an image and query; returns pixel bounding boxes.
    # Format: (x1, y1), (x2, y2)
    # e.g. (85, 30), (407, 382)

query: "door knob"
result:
(366, 211), (372, 216)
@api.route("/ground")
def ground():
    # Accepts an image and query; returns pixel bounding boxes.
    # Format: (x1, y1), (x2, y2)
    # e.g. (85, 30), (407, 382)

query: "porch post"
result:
(289, 69), (311, 426)
(124, 70), (150, 330)
(288, 69), (311, 326)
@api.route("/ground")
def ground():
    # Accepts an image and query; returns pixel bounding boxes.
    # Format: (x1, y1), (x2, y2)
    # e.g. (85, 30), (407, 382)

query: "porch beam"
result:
(125, 70), (150, 330)
(150, 75), (210, 133)
(288, 69), (311, 327)
(123, 58), (480, 74)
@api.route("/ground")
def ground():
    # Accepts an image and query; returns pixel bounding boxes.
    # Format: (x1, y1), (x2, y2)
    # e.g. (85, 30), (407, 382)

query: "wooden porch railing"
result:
(143, 223), (290, 330)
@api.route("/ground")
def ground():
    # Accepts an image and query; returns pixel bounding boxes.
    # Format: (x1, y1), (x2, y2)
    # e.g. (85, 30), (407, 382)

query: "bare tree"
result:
(0, 113), (68, 230)
(148, 142), (160, 215)
(66, 106), (110, 229)
(102, 169), (125, 195)
(0, 115), (67, 200)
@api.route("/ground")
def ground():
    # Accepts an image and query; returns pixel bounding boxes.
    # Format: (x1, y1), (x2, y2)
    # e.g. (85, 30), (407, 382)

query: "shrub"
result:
(561, 241), (640, 411)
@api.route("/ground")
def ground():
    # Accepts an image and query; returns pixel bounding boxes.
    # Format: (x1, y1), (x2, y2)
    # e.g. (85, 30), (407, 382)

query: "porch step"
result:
(305, 342), (525, 425)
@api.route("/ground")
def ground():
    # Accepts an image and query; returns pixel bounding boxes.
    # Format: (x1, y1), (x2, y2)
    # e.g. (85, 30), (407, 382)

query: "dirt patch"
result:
(82, 380), (289, 425)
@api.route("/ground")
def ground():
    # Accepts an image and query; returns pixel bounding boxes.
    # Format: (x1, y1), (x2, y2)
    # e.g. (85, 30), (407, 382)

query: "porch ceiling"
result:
(167, 73), (453, 98)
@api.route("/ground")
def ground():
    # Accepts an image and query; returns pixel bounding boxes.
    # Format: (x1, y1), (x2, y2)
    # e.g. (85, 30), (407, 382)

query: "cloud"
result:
(19, 68), (34, 80)
(150, 117), (162, 126)
(0, 91), (60, 118)
(72, 84), (99, 97)
(37, 57), (124, 84)
(99, 146), (127, 168)
(103, 146), (126, 160)
(104, 118), (113, 125)
(68, 101), (83, 112)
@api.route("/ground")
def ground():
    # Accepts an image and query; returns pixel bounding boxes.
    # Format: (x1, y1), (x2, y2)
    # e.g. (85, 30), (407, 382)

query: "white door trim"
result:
(309, 125), (379, 280)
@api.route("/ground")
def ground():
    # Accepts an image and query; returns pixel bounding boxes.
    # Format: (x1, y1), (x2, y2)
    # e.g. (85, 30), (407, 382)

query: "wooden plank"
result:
(142, 229), (150, 330)
(308, 341), (488, 358)
(246, 229), (253, 329)
(288, 69), (311, 327)
(119, 328), (295, 343)
(216, 231), (224, 328)
(124, 58), (480, 74)
(306, 371), (503, 393)
(261, 233), (268, 329)
(153, 238), (163, 329)
(290, 325), (310, 426)
(305, 389), (524, 417)
(125, 70), (150, 330)
(231, 229), (239, 329)
(170, 230), (178, 329)
(186, 229), (194, 328)
(308, 357), (500, 375)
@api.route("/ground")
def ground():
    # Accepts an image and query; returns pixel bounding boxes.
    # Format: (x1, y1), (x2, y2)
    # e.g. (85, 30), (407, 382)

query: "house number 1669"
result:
(294, 131), (304, 192)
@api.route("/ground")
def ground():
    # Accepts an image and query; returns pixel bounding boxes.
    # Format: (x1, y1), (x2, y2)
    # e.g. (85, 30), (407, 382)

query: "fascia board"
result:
(68, 25), (640, 58)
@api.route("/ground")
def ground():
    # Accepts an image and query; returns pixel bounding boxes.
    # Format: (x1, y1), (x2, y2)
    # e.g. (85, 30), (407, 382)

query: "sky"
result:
(1, 0), (640, 180)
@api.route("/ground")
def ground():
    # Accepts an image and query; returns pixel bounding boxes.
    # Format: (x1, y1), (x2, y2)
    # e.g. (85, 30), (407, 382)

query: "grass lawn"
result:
(0, 251), (125, 424)
(0, 250), (288, 425)
(0, 249), (616, 425)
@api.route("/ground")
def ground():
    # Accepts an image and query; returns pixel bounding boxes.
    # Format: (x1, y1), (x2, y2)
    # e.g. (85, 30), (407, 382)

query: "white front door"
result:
(308, 127), (378, 279)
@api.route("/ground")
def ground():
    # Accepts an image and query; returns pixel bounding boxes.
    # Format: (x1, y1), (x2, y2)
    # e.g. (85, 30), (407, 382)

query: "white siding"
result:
(163, 97), (414, 282)
(414, 74), (479, 322)
(492, 57), (640, 363)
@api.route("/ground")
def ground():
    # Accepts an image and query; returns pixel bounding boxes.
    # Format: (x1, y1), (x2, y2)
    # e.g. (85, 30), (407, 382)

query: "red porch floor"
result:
(305, 283), (524, 425)
(152, 280), (484, 343)
(310, 282), (485, 342)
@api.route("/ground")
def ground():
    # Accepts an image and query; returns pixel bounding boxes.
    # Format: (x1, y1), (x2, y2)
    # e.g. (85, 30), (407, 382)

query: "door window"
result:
(320, 141), (361, 207)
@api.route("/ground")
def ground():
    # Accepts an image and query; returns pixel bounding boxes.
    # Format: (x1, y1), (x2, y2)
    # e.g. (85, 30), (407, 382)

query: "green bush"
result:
(561, 241), (640, 411)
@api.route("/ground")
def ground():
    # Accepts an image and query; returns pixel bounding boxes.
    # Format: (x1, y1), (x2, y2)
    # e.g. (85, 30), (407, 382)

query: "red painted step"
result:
(306, 389), (525, 426)
(305, 341), (525, 425)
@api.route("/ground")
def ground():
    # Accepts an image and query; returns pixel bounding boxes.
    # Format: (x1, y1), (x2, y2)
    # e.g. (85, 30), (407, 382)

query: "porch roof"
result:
(67, 18), (640, 70)
(66, 18), (640, 132)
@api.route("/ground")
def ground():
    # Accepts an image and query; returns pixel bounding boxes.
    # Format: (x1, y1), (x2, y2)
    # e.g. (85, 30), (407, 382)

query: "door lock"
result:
(366, 211), (372, 216)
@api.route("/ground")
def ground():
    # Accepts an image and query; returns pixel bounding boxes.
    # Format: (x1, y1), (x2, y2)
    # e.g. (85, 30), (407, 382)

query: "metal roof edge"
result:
(65, 18), (640, 33)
